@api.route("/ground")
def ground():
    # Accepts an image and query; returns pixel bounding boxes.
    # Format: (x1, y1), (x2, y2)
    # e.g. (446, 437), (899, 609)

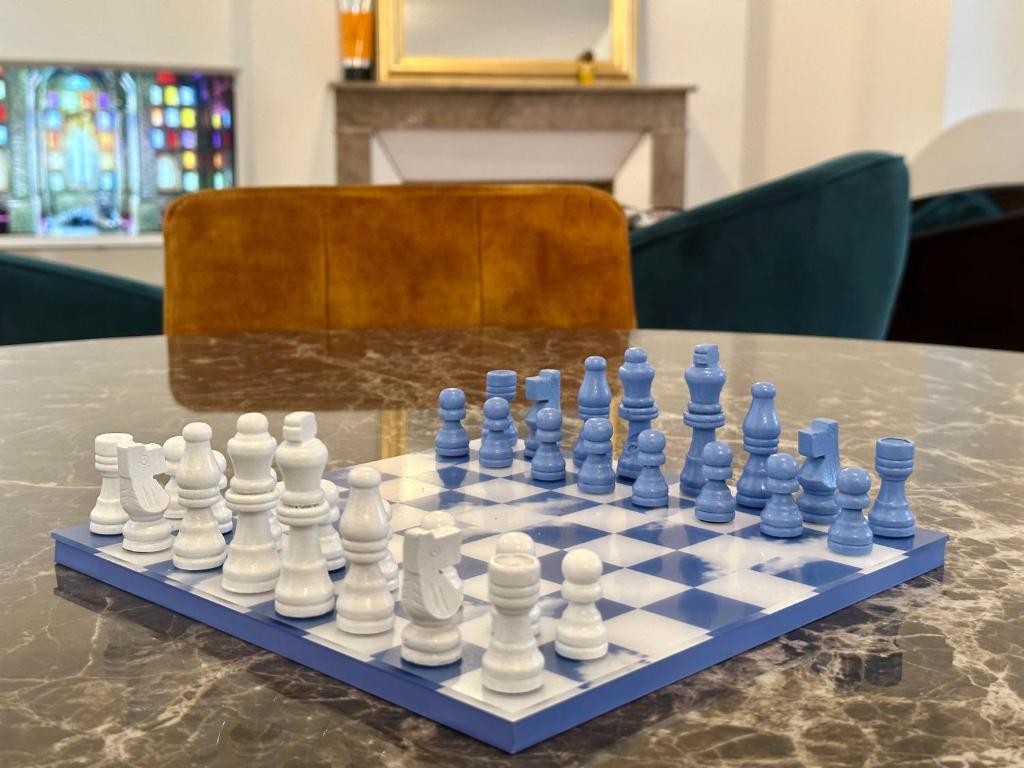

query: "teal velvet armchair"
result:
(0, 252), (163, 345)
(630, 152), (910, 339)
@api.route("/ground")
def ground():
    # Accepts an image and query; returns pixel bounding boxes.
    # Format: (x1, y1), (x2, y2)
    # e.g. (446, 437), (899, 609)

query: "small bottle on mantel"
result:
(340, 0), (375, 80)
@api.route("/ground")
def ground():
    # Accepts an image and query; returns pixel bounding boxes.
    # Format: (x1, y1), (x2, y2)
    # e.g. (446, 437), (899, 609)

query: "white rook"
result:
(89, 432), (134, 534)
(482, 551), (544, 694)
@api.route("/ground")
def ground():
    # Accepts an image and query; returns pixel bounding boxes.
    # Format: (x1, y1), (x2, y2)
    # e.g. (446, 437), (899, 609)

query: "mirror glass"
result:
(402, 0), (613, 60)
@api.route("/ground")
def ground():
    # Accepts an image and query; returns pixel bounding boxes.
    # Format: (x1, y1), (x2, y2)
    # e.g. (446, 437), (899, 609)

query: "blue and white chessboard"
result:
(53, 440), (947, 753)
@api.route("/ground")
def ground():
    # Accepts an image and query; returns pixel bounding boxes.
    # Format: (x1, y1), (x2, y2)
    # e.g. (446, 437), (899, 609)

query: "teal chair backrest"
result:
(0, 252), (163, 345)
(630, 152), (910, 339)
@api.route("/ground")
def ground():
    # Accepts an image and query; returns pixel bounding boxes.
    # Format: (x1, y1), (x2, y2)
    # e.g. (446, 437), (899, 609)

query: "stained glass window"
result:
(0, 64), (236, 235)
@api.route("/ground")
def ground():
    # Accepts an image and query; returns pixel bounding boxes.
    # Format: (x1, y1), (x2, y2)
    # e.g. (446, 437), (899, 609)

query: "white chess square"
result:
(463, 458), (532, 477)
(304, 616), (409, 660)
(98, 543), (174, 569)
(193, 574), (273, 608)
(605, 609), (709, 659)
(461, 533), (558, 563)
(571, 534), (673, 568)
(441, 667), (579, 718)
(460, 478), (544, 503)
(377, 477), (444, 503)
(697, 570), (814, 612)
(368, 453), (440, 477)
(680, 534), (768, 572)
(598, 568), (689, 607)
(458, 504), (551, 534)
(796, 535), (906, 571)
(388, 502), (429, 532)
(558, 481), (634, 502)
(559, 504), (653, 533)
(674, 508), (763, 534)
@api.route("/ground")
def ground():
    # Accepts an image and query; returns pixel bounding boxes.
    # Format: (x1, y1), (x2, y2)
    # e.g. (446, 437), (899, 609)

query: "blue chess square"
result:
(644, 588), (762, 632)
(537, 550), (621, 583)
(731, 524), (825, 542)
(373, 642), (486, 686)
(537, 639), (640, 682)
(622, 520), (721, 549)
(506, 470), (578, 490)
(752, 559), (860, 588)
(457, 556), (489, 580)
(247, 598), (337, 635)
(520, 522), (607, 549)
(629, 551), (718, 586)
(327, 466), (398, 487)
(871, 528), (944, 551)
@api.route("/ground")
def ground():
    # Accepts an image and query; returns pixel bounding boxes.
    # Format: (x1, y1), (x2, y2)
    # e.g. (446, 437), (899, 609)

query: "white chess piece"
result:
(319, 479), (346, 571)
(162, 435), (186, 532)
(380, 499), (399, 591)
(401, 511), (462, 666)
(89, 432), (134, 534)
(117, 441), (173, 552)
(482, 551), (544, 694)
(222, 413), (281, 594)
(274, 412), (335, 618)
(496, 532), (541, 636)
(172, 423), (227, 570)
(336, 466), (395, 634)
(211, 450), (233, 534)
(555, 548), (607, 660)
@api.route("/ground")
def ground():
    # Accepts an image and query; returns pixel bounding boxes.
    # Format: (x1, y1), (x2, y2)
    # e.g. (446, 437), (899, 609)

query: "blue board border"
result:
(53, 531), (947, 754)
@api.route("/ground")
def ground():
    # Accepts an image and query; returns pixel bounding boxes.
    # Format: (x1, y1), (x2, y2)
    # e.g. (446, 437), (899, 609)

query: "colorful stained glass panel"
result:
(181, 129), (197, 149)
(179, 85), (195, 107)
(181, 108), (195, 129)
(150, 108), (163, 127)
(150, 128), (165, 149)
(164, 107), (180, 128)
(0, 126), (7, 147)
(182, 170), (199, 192)
(163, 86), (179, 106)
(60, 91), (79, 112)
(97, 111), (113, 131)
(148, 84), (162, 106)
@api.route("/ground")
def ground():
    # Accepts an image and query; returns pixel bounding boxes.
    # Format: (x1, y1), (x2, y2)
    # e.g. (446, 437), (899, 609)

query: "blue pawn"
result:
(617, 347), (659, 481)
(572, 356), (611, 467)
(828, 467), (874, 556)
(695, 441), (735, 523)
(480, 396), (514, 468)
(486, 369), (518, 448)
(735, 382), (781, 510)
(679, 344), (727, 497)
(530, 407), (566, 482)
(760, 453), (803, 538)
(524, 369), (560, 460)
(630, 429), (668, 508)
(869, 438), (915, 538)
(577, 417), (615, 495)
(434, 387), (470, 460)
(797, 418), (840, 524)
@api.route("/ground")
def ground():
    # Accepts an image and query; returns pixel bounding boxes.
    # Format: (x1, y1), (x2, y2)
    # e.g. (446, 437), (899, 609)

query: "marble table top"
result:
(2, 329), (1022, 768)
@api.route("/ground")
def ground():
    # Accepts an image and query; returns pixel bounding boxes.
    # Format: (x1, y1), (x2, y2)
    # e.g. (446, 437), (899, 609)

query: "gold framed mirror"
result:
(377, 0), (636, 84)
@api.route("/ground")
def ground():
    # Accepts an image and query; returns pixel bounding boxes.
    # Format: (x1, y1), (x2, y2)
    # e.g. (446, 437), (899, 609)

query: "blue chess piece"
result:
(679, 344), (726, 497)
(869, 438), (916, 538)
(530, 407), (566, 482)
(630, 429), (668, 508)
(572, 356), (611, 468)
(828, 467), (874, 556)
(735, 382), (781, 510)
(434, 387), (470, 460)
(760, 453), (803, 538)
(797, 418), (840, 524)
(524, 369), (560, 460)
(577, 417), (615, 494)
(486, 369), (518, 447)
(480, 396), (514, 468)
(616, 347), (659, 481)
(695, 441), (735, 523)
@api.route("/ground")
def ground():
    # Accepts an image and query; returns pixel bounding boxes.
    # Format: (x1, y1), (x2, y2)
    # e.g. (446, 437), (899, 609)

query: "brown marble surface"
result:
(2, 329), (1023, 767)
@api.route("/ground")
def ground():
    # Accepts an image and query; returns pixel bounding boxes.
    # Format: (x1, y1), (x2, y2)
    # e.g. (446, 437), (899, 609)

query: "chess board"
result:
(52, 440), (947, 754)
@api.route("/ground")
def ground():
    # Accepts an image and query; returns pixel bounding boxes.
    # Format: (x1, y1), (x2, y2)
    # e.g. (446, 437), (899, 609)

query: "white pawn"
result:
(336, 466), (395, 634)
(222, 413), (281, 594)
(555, 548), (607, 660)
(319, 479), (346, 571)
(400, 510), (463, 666)
(482, 550), (544, 694)
(380, 498), (399, 592)
(496, 532), (541, 636)
(118, 442), (173, 552)
(162, 435), (186, 531)
(211, 450), (233, 533)
(274, 412), (335, 618)
(89, 432), (134, 534)
(173, 423), (227, 570)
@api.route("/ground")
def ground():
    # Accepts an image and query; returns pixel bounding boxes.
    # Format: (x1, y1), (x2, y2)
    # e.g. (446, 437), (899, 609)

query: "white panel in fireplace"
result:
(374, 130), (643, 184)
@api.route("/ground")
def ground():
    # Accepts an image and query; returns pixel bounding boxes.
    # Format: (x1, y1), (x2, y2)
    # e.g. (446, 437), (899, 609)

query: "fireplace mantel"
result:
(334, 82), (695, 207)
